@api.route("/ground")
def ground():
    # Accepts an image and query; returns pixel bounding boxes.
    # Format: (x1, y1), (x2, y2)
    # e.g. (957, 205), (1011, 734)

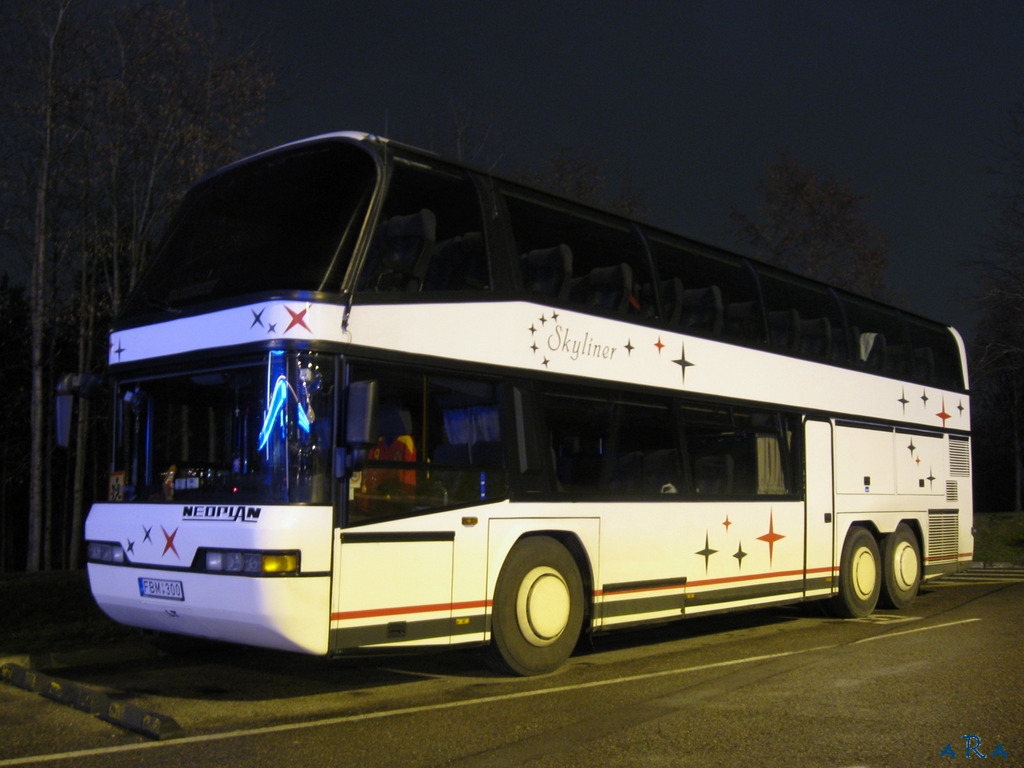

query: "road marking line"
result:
(851, 618), (981, 644)
(0, 618), (982, 766)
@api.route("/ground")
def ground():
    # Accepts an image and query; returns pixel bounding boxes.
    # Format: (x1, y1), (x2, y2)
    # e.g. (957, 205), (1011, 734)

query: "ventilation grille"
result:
(946, 481), (958, 502)
(928, 511), (959, 560)
(949, 436), (971, 477)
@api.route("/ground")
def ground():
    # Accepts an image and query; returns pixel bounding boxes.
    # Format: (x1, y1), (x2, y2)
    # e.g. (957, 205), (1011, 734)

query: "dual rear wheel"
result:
(831, 523), (921, 617)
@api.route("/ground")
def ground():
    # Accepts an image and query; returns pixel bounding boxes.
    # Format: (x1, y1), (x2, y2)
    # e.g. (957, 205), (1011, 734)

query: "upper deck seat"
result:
(521, 245), (572, 300)
(370, 209), (437, 292)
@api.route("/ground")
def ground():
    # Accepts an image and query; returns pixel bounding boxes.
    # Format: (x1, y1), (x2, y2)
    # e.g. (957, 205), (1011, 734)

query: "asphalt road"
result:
(2, 570), (1022, 767)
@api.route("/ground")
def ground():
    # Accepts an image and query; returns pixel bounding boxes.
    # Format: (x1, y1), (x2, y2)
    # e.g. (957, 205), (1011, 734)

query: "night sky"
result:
(250, 2), (1024, 339)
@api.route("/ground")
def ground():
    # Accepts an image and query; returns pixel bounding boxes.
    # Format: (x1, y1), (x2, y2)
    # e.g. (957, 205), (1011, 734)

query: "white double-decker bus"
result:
(82, 132), (972, 675)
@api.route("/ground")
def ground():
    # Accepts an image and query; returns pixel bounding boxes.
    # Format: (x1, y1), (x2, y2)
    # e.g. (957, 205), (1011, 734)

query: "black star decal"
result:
(142, 525), (153, 543)
(673, 342), (694, 383)
(898, 389), (909, 412)
(927, 467), (936, 489)
(733, 542), (747, 568)
(126, 539), (135, 555)
(528, 323), (537, 335)
(250, 308), (265, 328)
(550, 311), (559, 321)
(921, 389), (929, 406)
(541, 357), (550, 368)
(538, 314), (548, 326)
(267, 323), (277, 334)
(695, 531), (718, 572)
(624, 339), (635, 355)
(530, 342), (538, 353)
(114, 340), (125, 361)
(958, 401), (965, 416)
(907, 439), (916, 456)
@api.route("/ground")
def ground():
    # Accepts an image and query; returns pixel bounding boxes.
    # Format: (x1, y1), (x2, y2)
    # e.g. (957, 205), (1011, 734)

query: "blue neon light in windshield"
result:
(258, 376), (311, 451)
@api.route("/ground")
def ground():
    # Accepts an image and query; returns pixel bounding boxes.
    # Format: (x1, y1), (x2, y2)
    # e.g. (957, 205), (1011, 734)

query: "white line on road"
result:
(851, 617), (981, 644)
(0, 618), (982, 767)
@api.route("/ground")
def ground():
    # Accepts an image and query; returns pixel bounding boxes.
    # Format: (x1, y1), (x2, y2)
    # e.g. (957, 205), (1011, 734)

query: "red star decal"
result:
(936, 398), (951, 427)
(723, 514), (732, 531)
(654, 337), (665, 353)
(284, 306), (311, 333)
(757, 510), (785, 565)
(161, 526), (180, 559)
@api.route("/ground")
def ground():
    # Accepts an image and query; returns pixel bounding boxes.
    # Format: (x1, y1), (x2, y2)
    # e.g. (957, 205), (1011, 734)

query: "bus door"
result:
(329, 530), (454, 653)
(804, 418), (836, 597)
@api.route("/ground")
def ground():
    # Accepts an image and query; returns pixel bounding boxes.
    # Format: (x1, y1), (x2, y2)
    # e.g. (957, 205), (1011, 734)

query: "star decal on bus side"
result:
(756, 510), (784, 566)
(936, 398), (951, 426)
(673, 342), (694, 383)
(733, 542), (747, 568)
(695, 531), (718, 572)
(898, 389), (910, 413)
(250, 307), (265, 328)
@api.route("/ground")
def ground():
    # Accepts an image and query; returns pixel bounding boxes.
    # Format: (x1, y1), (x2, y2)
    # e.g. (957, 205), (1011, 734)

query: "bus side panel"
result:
(804, 419), (836, 598)
(84, 503), (334, 654)
(330, 535), (454, 651)
(591, 500), (806, 627)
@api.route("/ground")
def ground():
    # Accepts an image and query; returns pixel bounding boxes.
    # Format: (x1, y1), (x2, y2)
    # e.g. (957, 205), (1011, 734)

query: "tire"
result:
(830, 526), (881, 618)
(487, 536), (585, 676)
(878, 523), (921, 610)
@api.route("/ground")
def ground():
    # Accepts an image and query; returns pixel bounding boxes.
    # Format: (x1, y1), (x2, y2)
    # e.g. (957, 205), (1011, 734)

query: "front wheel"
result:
(830, 526), (881, 618)
(878, 523), (921, 609)
(487, 536), (585, 676)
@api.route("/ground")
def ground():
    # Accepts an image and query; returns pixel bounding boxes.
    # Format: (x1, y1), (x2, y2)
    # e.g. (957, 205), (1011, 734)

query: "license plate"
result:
(138, 577), (184, 601)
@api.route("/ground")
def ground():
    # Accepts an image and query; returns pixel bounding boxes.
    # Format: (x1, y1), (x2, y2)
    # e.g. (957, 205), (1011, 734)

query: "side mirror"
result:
(55, 373), (107, 448)
(335, 380), (378, 476)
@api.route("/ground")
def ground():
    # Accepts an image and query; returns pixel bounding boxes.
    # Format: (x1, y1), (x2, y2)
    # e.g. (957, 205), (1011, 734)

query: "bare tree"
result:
(520, 147), (648, 219)
(972, 99), (1024, 510)
(1, 0), (273, 570)
(731, 152), (890, 299)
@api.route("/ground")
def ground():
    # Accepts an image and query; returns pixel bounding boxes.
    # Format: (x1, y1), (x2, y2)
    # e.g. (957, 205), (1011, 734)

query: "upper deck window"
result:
(356, 161), (490, 294)
(122, 141), (376, 318)
(501, 190), (649, 316)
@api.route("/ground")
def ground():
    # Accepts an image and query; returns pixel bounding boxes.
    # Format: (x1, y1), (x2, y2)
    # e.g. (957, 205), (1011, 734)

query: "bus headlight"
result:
(202, 549), (299, 575)
(87, 541), (126, 564)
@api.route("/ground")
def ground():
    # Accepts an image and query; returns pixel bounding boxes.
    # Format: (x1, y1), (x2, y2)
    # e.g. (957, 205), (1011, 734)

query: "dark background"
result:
(245, 0), (1024, 339)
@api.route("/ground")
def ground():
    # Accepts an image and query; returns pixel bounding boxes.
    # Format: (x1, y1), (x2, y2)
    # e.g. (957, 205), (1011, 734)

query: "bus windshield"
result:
(122, 141), (377, 317)
(112, 352), (335, 504)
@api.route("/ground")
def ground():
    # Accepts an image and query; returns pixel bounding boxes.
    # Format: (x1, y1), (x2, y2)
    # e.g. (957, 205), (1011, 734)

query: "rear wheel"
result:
(487, 536), (584, 676)
(878, 523), (921, 609)
(830, 526), (880, 618)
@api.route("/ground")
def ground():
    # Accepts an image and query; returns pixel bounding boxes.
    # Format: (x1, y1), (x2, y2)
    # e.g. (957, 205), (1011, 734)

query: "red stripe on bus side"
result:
(593, 566), (836, 597)
(924, 552), (974, 562)
(685, 565), (835, 590)
(331, 599), (490, 622)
